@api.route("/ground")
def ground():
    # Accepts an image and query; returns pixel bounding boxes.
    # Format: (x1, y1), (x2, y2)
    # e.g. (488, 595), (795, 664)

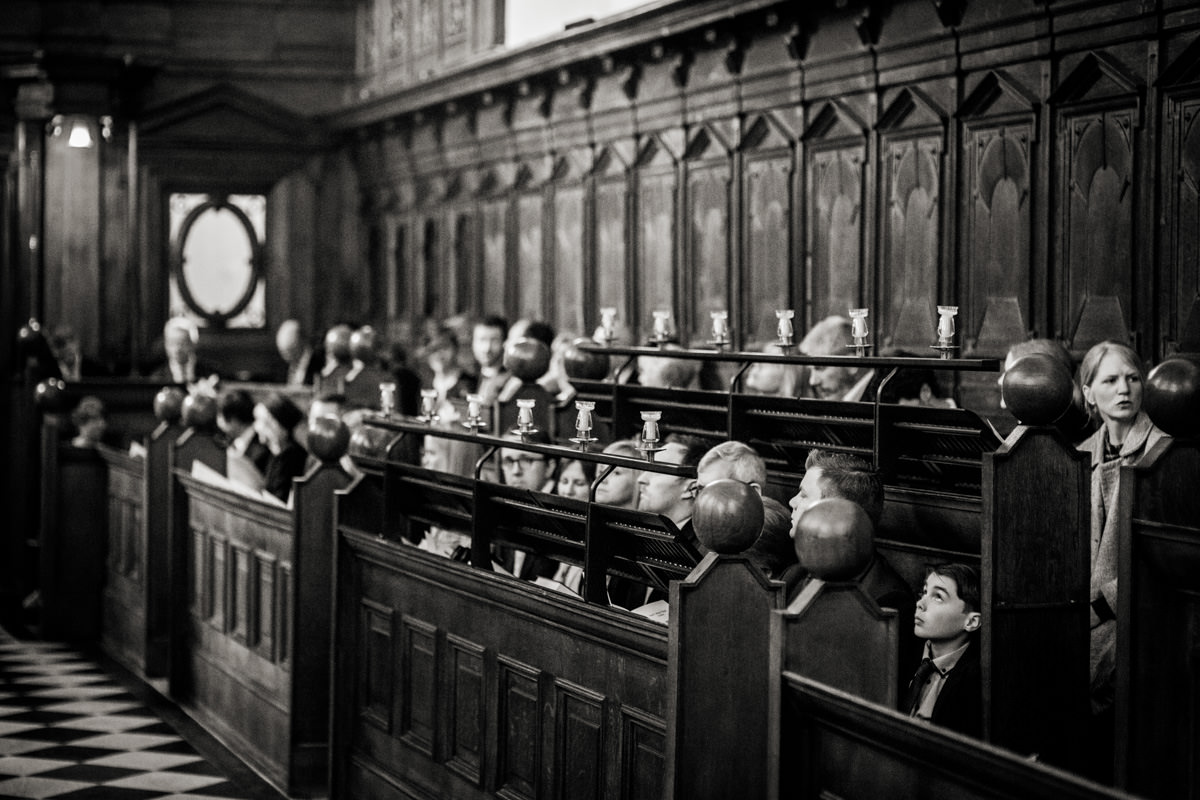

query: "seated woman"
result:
(252, 393), (308, 503)
(418, 325), (477, 405)
(1076, 340), (1168, 774)
(550, 458), (598, 594)
(69, 395), (108, 448)
(414, 423), (477, 557)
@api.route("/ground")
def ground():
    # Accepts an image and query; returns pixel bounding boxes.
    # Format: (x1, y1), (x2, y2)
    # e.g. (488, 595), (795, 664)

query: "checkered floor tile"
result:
(0, 637), (283, 799)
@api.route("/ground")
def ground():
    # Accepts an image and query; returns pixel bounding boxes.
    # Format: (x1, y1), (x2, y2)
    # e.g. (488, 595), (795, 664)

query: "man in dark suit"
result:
(907, 563), (982, 738)
(216, 388), (270, 483)
(146, 317), (220, 386)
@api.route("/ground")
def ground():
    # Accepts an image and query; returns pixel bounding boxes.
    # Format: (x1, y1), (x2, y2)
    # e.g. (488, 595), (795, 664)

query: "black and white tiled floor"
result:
(0, 635), (285, 800)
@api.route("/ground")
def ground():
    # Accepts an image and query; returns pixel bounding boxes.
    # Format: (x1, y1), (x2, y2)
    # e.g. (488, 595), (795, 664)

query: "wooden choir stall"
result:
(27, 344), (1200, 798)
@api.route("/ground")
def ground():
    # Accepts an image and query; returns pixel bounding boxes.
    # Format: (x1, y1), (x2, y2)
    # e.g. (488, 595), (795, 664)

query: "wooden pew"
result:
(671, 548), (1130, 800)
(333, 441), (1130, 799)
(331, 526), (671, 800)
(97, 423), (177, 680)
(1114, 434), (1200, 799)
(571, 344), (1091, 762)
(170, 445), (351, 798)
(330, 418), (703, 799)
(36, 380), (167, 642)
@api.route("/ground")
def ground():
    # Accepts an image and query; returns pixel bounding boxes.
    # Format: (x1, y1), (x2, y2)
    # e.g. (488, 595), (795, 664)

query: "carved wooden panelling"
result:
(444, 208), (466, 315)
(517, 193), (544, 317)
(191, 527), (205, 615)
(125, 501), (142, 580)
(882, 135), (942, 350)
(744, 155), (793, 343)
(1168, 95), (1200, 344)
(390, 219), (410, 321)
(594, 178), (628, 326)
(686, 162), (730, 345)
(498, 658), (541, 799)
(446, 634), (485, 784)
(106, 494), (140, 579)
(255, 552), (276, 660)
(1063, 110), (1136, 351)
(359, 599), (393, 733)
(107, 500), (122, 575)
(419, 216), (441, 320)
(482, 198), (509, 314)
(966, 123), (1033, 352)
(553, 682), (605, 800)
(554, 184), (586, 336)
(808, 146), (865, 326)
(278, 562), (292, 669)
(620, 708), (665, 800)
(400, 615), (438, 756)
(209, 534), (227, 631)
(230, 543), (250, 644)
(637, 166), (677, 338)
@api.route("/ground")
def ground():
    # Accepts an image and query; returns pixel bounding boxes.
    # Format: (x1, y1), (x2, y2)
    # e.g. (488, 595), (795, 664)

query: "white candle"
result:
(517, 398), (535, 428)
(380, 381), (397, 416)
(640, 410), (662, 443)
(776, 309), (794, 342)
(710, 310), (729, 341)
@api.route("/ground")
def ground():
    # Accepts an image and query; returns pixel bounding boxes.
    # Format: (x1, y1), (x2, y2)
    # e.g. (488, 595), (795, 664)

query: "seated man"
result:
(314, 323), (354, 395)
(696, 440), (796, 578)
(785, 448), (917, 681)
(801, 315), (877, 402)
(472, 315), (510, 404)
(216, 388), (270, 489)
(147, 317), (219, 386)
(636, 433), (710, 539)
(275, 318), (320, 386)
(495, 429), (559, 581)
(907, 563), (982, 738)
(629, 434), (711, 618)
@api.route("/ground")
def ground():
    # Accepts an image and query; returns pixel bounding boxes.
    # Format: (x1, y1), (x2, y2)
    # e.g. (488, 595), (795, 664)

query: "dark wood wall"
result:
(332, 0), (1200, 402)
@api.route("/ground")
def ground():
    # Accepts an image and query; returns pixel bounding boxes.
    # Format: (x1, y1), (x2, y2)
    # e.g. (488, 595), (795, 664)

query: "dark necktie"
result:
(905, 658), (938, 715)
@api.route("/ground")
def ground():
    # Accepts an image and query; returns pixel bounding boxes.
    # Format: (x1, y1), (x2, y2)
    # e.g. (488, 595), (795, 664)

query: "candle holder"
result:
(462, 392), (485, 432)
(514, 397), (539, 437)
(379, 381), (397, 418)
(636, 410), (666, 461)
(708, 310), (731, 348)
(931, 305), (959, 359)
(650, 310), (673, 345)
(847, 308), (871, 357)
(775, 309), (795, 350)
(569, 400), (598, 449)
(599, 307), (618, 346)
(416, 388), (439, 424)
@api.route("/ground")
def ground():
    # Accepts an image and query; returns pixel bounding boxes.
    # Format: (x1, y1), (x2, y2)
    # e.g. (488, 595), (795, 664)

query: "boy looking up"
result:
(908, 563), (982, 738)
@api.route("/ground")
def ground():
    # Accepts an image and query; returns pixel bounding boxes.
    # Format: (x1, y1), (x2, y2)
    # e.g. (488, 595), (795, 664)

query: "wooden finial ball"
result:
(154, 386), (186, 424)
(308, 415), (351, 463)
(350, 325), (377, 361)
(181, 392), (217, 430)
(693, 479), (764, 554)
(1001, 353), (1074, 426)
(794, 498), (874, 581)
(1144, 355), (1200, 439)
(562, 337), (610, 380)
(503, 337), (551, 383)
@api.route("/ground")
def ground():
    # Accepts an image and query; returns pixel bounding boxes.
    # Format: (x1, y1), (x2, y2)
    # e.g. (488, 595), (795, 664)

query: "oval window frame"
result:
(170, 197), (263, 327)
